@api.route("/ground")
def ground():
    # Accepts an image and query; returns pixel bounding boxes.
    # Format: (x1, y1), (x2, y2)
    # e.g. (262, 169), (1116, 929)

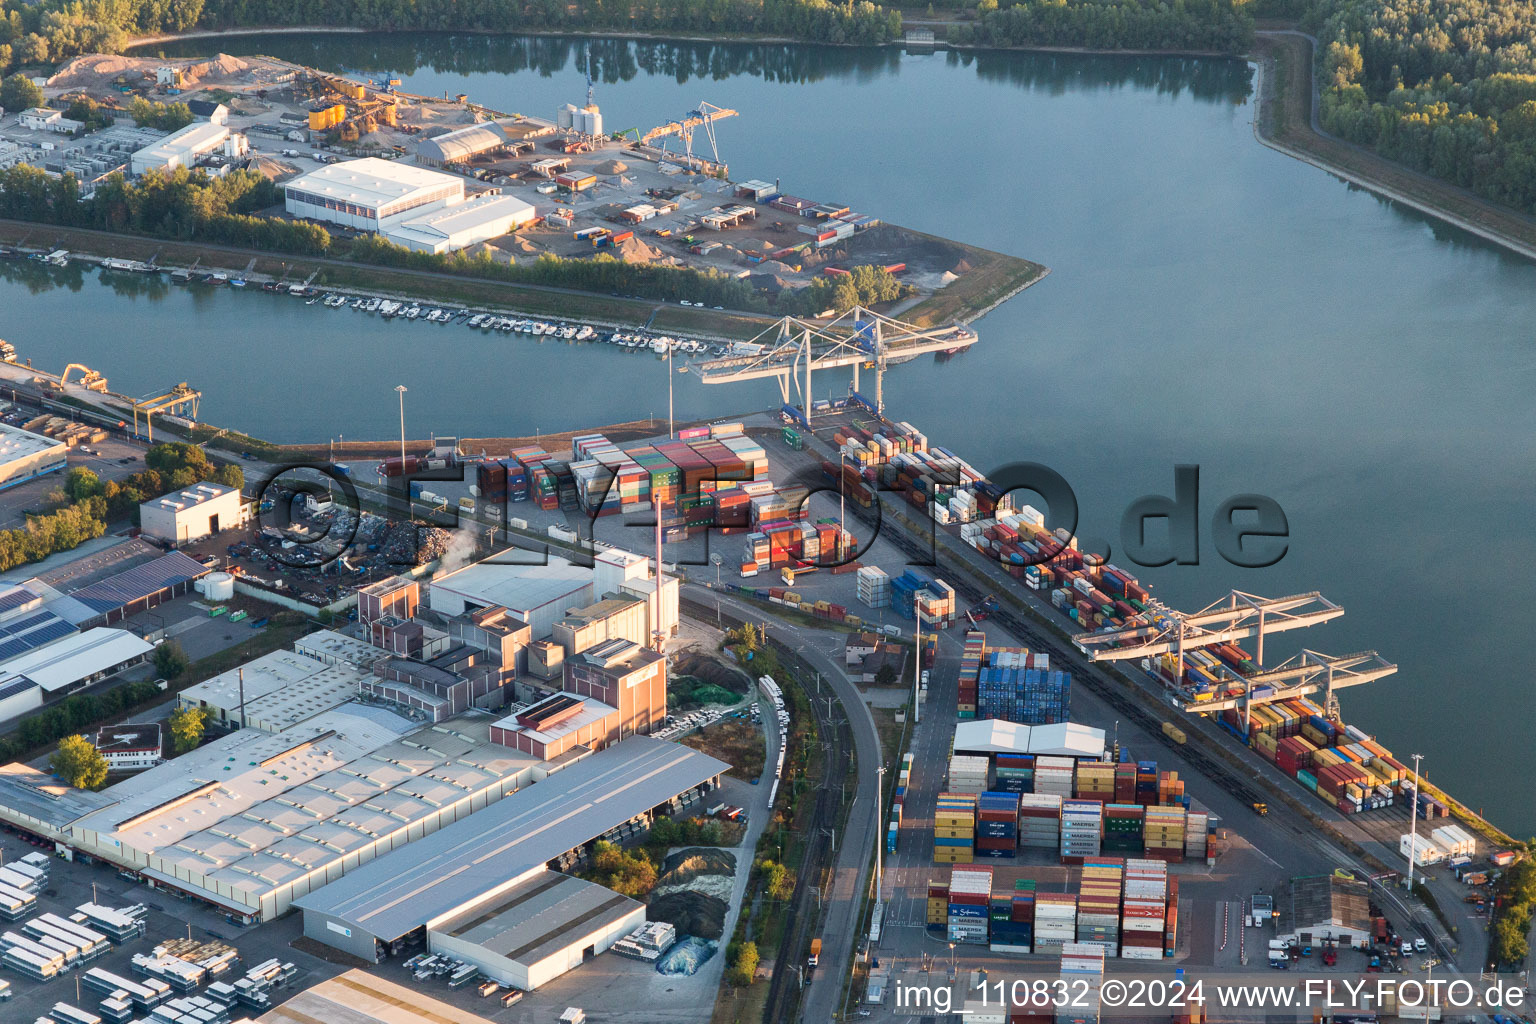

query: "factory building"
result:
(429, 870), (643, 991)
(429, 558), (593, 638)
(129, 122), (247, 176)
(91, 722), (162, 771)
(1274, 874), (1371, 946)
(415, 122), (509, 166)
(139, 482), (248, 545)
(293, 629), (387, 671)
(445, 604), (530, 671)
(0, 422), (67, 491)
(284, 158), (464, 232)
(550, 594), (648, 657)
(0, 628), (153, 699)
(357, 576), (419, 628)
(951, 720), (1107, 760)
(61, 708), (538, 923)
(365, 643), (505, 722)
(68, 551), (210, 626)
(0, 762), (114, 845)
(293, 736), (726, 961)
(594, 548), (679, 639)
(489, 692), (621, 760)
(563, 638), (667, 739)
(382, 192), (536, 254)
(176, 649), (369, 732)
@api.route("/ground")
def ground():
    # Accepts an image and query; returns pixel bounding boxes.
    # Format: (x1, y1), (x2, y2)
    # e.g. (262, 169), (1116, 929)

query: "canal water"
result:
(10, 35), (1533, 832)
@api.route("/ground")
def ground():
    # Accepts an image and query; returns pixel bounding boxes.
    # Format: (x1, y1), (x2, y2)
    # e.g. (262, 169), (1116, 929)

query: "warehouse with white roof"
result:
(951, 719), (1106, 759)
(0, 422), (67, 492)
(64, 709), (538, 923)
(130, 122), (248, 176)
(294, 736), (726, 961)
(176, 648), (370, 732)
(0, 627), (152, 697)
(284, 157), (465, 232)
(383, 192), (536, 254)
(428, 558), (594, 638)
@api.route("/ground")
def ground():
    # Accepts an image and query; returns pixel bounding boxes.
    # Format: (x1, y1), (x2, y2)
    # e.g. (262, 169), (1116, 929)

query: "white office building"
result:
(139, 482), (247, 545)
(18, 109), (83, 134)
(283, 158), (464, 232)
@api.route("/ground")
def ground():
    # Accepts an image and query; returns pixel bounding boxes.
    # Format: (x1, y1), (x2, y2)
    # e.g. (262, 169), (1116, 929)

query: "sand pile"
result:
(617, 238), (668, 264)
(595, 159), (629, 174)
(49, 55), (139, 89)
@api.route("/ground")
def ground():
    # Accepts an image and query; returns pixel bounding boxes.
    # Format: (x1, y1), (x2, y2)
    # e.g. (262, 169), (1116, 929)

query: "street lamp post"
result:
(394, 386), (408, 467)
(1404, 752), (1424, 889)
(666, 345), (675, 439)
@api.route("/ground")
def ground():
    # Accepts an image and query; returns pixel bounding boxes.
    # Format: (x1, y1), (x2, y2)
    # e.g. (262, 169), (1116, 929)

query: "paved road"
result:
(683, 582), (882, 1023)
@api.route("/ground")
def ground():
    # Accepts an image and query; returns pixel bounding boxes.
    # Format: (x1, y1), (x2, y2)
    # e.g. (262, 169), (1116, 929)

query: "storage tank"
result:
(200, 572), (235, 601)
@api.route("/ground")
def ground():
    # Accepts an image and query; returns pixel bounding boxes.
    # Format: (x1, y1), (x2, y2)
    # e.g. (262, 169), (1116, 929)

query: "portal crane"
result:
(643, 102), (737, 168)
(132, 382), (201, 442)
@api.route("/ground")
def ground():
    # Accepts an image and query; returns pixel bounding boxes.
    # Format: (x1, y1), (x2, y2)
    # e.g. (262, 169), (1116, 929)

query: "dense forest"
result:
(0, 0), (899, 76)
(1315, 0), (1536, 213)
(947, 0), (1255, 54)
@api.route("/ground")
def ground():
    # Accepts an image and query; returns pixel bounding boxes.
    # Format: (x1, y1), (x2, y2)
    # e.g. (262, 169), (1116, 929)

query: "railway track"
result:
(678, 597), (853, 1024)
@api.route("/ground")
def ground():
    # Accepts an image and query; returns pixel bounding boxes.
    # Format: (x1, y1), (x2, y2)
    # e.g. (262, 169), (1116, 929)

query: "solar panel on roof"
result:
(2, 611), (56, 635)
(68, 552), (208, 613)
(0, 678), (33, 702)
(0, 638), (30, 661)
(0, 588), (36, 615)
(22, 621), (74, 645)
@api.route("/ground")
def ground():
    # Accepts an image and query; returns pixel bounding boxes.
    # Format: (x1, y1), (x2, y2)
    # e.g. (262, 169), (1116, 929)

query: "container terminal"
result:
(0, 361), (1515, 1023)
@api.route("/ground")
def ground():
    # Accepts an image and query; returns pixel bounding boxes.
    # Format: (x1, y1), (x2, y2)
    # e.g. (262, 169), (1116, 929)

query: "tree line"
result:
(1315, 0), (1536, 213)
(4, 678), (163, 763)
(0, 0), (899, 77)
(947, 0), (1255, 54)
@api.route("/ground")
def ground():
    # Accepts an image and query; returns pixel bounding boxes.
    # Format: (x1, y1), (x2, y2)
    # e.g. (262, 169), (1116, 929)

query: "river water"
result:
(11, 34), (1532, 832)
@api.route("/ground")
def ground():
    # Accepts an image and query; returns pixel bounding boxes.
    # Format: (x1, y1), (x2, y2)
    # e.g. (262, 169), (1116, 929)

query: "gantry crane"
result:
(643, 102), (737, 169)
(132, 382), (201, 442)
(696, 306), (977, 424)
(1072, 589), (1396, 723)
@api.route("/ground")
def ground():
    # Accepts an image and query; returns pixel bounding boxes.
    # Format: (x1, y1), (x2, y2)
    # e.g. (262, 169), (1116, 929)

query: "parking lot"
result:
(0, 432), (146, 532)
(0, 841), (346, 1024)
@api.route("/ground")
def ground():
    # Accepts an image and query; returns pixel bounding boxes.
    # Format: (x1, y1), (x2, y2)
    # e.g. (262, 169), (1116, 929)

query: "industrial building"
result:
(185, 100), (229, 125)
(139, 482), (248, 545)
(0, 627), (153, 698)
(284, 158), (464, 232)
(1274, 874), (1372, 946)
(383, 192), (536, 254)
(551, 594), (648, 657)
(357, 576), (419, 627)
(63, 708), (538, 923)
(259, 969), (496, 1024)
(429, 558), (594, 638)
(0, 762), (113, 848)
(293, 736), (727, 961)
(563, 638), (667, 738)
(951, 720), (1107, 759)
(91, 722), (162, 771)
(68, 551), (210, 625)
(129, 122), (247, 176)
(365, 642), (505, 723)
(429, 870), (643, 990)
(176, 649), (369, 732)
(594, 548), (679, 639)
(0, 422), (67, 491)
(489, 692), (621, 760)
(415, 122), (509, 166)
(293, 629), (387, 670)
(18, 108), (83, 134)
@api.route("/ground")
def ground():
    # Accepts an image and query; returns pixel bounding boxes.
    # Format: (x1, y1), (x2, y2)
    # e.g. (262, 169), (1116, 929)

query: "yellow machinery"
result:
(132, 382), (201, 442)
(60, 363), (108, 392)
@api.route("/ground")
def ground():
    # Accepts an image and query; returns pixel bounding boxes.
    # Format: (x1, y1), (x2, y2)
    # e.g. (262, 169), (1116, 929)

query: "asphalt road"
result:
(683, 582), (882, 1024)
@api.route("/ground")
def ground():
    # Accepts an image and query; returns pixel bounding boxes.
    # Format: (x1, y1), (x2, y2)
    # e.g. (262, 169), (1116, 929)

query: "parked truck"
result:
(808, 938), (821, 968)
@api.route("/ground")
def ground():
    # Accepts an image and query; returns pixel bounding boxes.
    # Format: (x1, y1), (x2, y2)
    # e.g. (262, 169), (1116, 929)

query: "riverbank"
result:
(1250, 31), (1536, 263)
